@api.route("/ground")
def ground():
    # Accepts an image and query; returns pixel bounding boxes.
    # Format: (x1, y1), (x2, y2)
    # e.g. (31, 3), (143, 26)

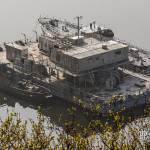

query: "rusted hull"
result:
(0, 73), (52, 103)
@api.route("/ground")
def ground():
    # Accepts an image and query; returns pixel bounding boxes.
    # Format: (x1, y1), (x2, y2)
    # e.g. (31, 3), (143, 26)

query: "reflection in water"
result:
(0, 92), (91, 129)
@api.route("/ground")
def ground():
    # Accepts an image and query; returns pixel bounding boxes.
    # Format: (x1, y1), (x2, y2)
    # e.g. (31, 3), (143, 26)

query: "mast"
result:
(75, 16), (82, 41)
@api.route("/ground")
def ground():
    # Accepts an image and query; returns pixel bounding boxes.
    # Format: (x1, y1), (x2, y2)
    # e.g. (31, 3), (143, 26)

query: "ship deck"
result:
(83, 74), (150, 102)
(63, 38), (127, 59)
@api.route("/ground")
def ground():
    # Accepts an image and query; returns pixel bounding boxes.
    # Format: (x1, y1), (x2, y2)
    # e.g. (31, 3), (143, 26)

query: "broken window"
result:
(115, 51), (121, 55)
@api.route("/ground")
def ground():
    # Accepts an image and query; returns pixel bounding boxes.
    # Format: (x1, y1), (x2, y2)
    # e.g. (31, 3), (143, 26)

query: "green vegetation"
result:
(0, 98), (150, 150)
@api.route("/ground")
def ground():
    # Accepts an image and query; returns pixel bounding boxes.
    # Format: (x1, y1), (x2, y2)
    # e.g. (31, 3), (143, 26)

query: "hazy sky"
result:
(0, 0), (150, 49)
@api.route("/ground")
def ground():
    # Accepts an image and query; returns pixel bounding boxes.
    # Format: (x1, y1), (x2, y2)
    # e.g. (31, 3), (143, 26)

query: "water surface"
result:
(0, 0), (150, 128)
(0, 0), (150, 49)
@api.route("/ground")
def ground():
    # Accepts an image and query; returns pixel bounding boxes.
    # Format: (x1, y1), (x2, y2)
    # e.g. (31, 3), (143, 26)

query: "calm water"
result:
(0, 92), (91, 128)
(0, 0), (150, 127)
(0, 0), (150, 49)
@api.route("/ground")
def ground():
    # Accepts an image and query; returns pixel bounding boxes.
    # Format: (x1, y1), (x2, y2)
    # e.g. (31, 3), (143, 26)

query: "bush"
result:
(0, 102), (149, 150)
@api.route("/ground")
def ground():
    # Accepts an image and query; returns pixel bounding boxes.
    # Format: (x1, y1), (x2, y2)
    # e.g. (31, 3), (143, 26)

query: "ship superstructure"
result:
(38, 17), (128, 90)
(1, 17), (150, 113)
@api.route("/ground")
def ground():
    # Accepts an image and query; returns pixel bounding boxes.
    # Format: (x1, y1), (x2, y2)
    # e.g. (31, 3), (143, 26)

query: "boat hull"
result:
(0, 73), (52, 103)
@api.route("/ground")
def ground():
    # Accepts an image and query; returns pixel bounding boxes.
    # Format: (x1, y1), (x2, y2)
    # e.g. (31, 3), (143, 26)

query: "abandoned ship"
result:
(0, 17), (150, 114)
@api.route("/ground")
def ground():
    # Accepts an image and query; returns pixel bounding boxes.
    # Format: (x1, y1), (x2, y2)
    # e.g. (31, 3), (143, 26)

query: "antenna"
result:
(75, 16), (83, 40)
(21, 33), (27, 44)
